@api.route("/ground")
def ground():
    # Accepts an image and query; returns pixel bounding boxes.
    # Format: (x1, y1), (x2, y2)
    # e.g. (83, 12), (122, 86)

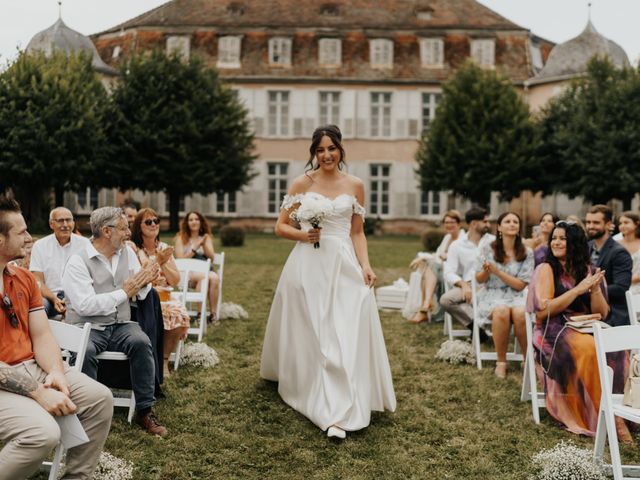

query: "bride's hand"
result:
(362, 266), (376, 288)
(306, 228), (321, 244)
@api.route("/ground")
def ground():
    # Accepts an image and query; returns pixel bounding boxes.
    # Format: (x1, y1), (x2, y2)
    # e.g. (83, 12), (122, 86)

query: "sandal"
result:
(495, 362), (508, 379)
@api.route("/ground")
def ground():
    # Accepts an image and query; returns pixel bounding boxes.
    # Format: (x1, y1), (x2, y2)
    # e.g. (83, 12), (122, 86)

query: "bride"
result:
(260, 124), (396, 439)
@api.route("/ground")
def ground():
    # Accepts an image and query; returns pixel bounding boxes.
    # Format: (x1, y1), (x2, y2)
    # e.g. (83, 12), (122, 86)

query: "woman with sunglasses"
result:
(527, 221), (630, 439)
(174, 211), (219, 323)
(475, 212), (533, 378)
(131, 208), (189, 376)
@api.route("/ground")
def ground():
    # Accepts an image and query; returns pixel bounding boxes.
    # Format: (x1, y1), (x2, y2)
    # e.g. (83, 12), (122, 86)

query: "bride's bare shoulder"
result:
(288, 174), (314, 194)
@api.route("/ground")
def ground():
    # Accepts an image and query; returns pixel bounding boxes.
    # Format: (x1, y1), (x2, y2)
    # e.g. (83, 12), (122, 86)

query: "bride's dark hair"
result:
(305, 124), (346, 172)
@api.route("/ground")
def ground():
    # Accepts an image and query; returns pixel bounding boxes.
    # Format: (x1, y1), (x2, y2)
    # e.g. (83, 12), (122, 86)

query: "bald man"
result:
(30, 207), (91, 317)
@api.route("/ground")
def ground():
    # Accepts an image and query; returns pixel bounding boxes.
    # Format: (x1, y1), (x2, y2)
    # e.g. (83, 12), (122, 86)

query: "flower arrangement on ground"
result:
(435, 339), (475, 365)
(219, 302), (249, 320)
(180, 342), (220, 368)
(530, 440), (607, 480)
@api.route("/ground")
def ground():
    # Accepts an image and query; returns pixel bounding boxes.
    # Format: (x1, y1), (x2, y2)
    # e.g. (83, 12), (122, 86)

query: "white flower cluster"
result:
(530, 441), (607, 480)
(219, 302), (249, 320)
(291, 192), (334, 227)
(93, 451), (134, 480)
(435, 340), (475, 365)
(180, 342), (220, 368)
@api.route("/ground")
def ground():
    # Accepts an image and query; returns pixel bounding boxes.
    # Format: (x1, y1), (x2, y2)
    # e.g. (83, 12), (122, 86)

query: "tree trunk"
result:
(54, 186), (64, 208)
(12, 186), (48, 230)
(168, 191), (180, 232)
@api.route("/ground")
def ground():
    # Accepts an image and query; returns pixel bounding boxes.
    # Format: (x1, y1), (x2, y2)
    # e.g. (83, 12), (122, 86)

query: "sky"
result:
(0, 0), (638, 67)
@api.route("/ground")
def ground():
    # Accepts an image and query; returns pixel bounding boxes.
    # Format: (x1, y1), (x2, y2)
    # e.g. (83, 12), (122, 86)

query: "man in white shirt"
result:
(62, 207), (168, 437)
(441, 207), (495, 333)
(30, 207), (90, 318)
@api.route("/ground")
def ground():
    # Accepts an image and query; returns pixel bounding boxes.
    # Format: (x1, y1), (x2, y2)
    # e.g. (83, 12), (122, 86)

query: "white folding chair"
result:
(42, 320), (92, 480)
(471, 277), (523, 370)
(95, 351), (136, 424)
(175, 258), (212, 342)
(593, 323), (640, 480)
(520, 312), (546, 423)
(442, 280), (471, 340)
(625, 290), (640, 326)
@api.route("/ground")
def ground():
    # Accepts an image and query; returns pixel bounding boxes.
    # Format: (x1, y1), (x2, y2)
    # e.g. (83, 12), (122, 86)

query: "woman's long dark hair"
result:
(492, 212), (527, 263)
(304, 124), (346, 172)
(620, 211), (640, 239)
(545, 222), (591, 290)
(539, 212), (559, 224)
(178, 211), (212, 245)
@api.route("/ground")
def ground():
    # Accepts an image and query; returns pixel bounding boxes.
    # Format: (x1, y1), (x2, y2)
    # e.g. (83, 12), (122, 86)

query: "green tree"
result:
(536, 58), (640, 209)
(110, 50), (256, 230)
(0, 51), (111, 225)
(416, 61), (537, 207)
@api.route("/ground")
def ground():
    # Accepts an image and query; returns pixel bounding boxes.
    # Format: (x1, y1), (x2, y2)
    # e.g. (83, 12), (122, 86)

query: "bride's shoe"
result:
(327, 426), (346, 439)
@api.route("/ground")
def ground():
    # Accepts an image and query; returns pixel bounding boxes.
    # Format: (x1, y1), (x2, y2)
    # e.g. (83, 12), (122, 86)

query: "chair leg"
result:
(593, 408), (607, 461)
(174, 339), (183, 371)
(520, 356), (530, 402)
(473, 319), (482, 370)
(605, 410), (624, 480)
(47, 444), (65, 480)
(127, 393), (136, 424)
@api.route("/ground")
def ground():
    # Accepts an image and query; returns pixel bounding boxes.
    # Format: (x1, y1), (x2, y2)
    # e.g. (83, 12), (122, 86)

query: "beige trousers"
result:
(0, 360), (113, 480)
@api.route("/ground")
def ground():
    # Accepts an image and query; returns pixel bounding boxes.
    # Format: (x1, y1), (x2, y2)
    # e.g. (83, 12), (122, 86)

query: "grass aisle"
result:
(79, 235), (640, 479)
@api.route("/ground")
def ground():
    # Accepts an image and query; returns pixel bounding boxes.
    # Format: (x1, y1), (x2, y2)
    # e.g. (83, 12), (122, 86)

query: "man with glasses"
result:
(0, 196), (113, 479)
(30, 207), (90, 318)
(62, 207), (169, 436)
(586, 204), (632, 326)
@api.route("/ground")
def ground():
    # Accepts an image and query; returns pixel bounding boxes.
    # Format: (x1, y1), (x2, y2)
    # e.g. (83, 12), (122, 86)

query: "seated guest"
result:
(529, 212), (558, 266)
(440, 206), (494, 333)
(527, 220), (630, 439)
(62, 206), (169, 437)
(405, 210), (465, 323)
(617, 211), (640, 295)
(29, 207), (90, 318)
(0, 196), (113, 479)
(174, 211), (219, 323)
(131, 208), (189, 376)
(586, 204), (632, 326)
(475, 212), (533, 378)
(122, 203), (138, 230)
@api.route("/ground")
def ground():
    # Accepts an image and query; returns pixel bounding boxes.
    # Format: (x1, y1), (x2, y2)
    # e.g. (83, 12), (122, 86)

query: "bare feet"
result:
(409, 307), (430, 323)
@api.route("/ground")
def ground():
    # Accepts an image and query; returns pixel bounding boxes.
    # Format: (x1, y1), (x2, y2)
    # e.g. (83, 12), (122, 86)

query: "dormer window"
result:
(370, 39), (393, 69)
(420, 38), (444, 68)
(269, 37), (292, 67)
(217, 35), (242, 68)
(416, 8), (434, 21)
(227, 3), (245, 16)
(318, 38), (341, 67)
(471, 38), (495, 67)
(112, 45), (121, 59)
(320, 3), (340, 16)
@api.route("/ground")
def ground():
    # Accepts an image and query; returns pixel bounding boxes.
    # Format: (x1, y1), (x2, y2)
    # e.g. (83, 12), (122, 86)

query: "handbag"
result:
(623, 354), (640, 408)
(564, 319), (610, 334)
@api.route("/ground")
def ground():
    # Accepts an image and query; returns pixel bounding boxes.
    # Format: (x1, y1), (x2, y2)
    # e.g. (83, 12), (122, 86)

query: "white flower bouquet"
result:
(93, 452), (134, 480)
(219, 302), (249, 320)
(435, 340), (475, 365)
(290, 193), (334, 249)
(180, 342), (220, 368)
(530, 441), (607, 480)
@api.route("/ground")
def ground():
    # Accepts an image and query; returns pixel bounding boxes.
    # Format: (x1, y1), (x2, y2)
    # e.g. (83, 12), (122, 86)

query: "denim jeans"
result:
(43, 290), (65, 318)
(82, 322), (156, 412)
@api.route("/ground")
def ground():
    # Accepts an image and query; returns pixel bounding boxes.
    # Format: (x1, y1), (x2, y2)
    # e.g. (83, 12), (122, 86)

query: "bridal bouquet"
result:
(291, 193), (334, 249)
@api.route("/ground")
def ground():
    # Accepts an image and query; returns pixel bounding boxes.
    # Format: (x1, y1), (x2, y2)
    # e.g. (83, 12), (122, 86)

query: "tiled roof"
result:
(98, 0), (524, 33)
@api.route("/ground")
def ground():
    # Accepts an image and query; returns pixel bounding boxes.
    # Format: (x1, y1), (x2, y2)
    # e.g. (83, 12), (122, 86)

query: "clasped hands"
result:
(576, 268), (606, 295)
(31, 370), (76, 416)
(123, 261), (161, 298)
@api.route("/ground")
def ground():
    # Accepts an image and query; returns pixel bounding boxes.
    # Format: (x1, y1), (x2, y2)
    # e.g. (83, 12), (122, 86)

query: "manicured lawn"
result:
(40, 234), (640, 479)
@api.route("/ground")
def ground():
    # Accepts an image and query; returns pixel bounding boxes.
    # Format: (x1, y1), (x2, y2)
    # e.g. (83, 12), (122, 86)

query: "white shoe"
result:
(327, 426), (346, 439)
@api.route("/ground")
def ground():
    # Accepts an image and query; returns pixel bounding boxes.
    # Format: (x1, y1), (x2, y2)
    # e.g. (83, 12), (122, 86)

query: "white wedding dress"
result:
(260, 193), (397, 432)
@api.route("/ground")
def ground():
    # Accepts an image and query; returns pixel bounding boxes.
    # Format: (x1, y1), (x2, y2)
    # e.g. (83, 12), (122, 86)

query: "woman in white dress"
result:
(618, 211), (640, 294)
(260, 125), (396, 439)
(405, 210), (465, 323)
(475, 212), (533, 378)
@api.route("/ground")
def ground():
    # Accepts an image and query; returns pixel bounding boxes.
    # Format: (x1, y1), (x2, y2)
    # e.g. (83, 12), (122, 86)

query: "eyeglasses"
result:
(144, 218), (160, 226)
(52, 218), (73, 225)
(1, 294), (19, 328)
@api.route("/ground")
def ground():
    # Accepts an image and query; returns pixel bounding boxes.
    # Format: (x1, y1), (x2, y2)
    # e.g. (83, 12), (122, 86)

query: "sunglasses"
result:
(2, 294), (19, 328)
(144, 218), (160, 226)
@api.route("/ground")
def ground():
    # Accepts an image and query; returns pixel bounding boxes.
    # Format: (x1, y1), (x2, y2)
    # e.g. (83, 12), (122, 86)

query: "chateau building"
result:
(84, 0), (554, 230)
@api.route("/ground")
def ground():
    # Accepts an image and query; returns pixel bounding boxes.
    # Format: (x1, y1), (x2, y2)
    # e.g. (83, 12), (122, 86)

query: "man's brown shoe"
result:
(135, 412), (168, 437)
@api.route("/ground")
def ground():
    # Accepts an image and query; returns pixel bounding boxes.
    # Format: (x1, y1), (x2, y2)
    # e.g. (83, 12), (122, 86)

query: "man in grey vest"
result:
(62, 207), (168, 436)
